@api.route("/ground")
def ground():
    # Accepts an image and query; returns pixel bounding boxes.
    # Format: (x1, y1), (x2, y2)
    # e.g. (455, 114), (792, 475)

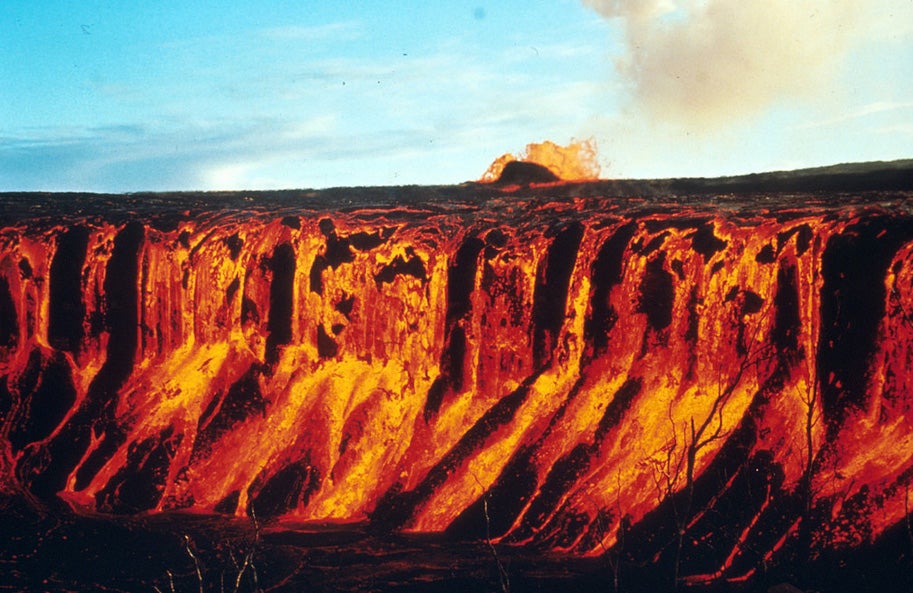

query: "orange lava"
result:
(2, 190), (913, 583)
(480, 139), (601, 182)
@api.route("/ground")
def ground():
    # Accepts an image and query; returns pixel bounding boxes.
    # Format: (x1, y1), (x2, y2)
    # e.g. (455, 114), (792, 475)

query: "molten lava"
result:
(2, 180), (913, 584)
(480, 138), (601, 183)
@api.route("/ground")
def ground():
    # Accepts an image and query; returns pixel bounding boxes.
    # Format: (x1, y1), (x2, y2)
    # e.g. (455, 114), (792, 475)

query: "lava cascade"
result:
(2, 189), (913, 582)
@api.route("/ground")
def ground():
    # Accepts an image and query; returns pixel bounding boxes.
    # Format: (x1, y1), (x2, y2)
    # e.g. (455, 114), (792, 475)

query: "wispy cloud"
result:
(874, 124), (913, 137)
(0, 118), (431, 191)
(258, 21), (363, 41)
(798, 101), (913, 130)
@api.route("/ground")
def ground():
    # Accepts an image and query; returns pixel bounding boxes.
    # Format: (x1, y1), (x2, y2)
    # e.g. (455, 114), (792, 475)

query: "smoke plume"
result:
(584, 0), (866, 128)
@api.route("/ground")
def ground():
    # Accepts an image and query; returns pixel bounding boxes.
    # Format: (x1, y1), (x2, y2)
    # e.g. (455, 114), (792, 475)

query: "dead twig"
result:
(470, 472), (510, 593)
(183, 535), (204, 593)
(153, 510), (262, 593)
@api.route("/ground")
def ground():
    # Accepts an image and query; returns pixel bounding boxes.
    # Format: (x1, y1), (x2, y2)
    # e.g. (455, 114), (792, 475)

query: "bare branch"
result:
(183, 535), (204, 593)
(470, 472), (510, 593)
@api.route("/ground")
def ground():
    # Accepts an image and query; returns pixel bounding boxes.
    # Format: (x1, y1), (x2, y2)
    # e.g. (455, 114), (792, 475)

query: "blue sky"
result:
(2, 0), (912, 191)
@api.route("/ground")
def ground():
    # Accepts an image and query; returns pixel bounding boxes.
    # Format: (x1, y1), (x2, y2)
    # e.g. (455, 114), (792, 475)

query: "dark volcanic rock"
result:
(496, 160), (560, 184)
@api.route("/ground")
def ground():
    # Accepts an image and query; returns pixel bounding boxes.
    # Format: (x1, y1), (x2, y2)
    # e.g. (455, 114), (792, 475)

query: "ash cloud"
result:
(584, 0), (868, 129)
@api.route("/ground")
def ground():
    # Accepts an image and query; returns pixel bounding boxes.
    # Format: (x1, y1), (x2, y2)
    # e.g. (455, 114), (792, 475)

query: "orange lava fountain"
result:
(480, 139), (601, 182)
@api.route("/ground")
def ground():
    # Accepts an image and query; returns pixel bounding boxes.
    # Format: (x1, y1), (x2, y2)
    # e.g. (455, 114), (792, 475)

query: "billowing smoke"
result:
(584, 0), (868, 128)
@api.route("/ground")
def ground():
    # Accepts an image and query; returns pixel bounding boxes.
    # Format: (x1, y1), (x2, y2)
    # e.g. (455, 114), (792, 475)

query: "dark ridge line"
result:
(7, 350), (77, 454)
(248, 456), (321, 518)
(423, 236), (485, 421)
(370, 374), (541, 534)
(264, 243), (296, 367)
(817, 216), (913, 434)
(16, 221), (145, 499)
(532, 222), (585, 369)
(582, 222), (637, 363)
(48, 226), (90, 352)
(191, 364), (267, 467)
(95, 426), (182, 514)
(71, 221), (146, 492)
(0, 276), (17, 348)
(2, 159), (913, 226)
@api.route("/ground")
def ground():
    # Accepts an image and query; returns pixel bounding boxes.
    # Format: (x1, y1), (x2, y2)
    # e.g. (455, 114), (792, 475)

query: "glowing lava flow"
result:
(2, 188), (913, 582)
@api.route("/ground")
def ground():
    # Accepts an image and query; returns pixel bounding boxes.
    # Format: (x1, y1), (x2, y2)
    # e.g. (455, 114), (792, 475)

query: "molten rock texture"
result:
(2, 184), (913, 582)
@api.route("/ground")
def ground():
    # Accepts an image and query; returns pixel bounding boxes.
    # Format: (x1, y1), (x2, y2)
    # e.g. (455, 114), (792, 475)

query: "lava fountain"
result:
(479, 138), (601, 183)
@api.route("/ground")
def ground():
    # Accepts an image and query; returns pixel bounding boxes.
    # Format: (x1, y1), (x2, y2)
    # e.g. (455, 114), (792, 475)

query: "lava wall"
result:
(2, 193), (913, 582)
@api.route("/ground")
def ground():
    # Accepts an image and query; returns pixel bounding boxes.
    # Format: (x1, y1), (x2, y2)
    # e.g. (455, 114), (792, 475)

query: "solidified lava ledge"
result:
(3, 164), (913, 591)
